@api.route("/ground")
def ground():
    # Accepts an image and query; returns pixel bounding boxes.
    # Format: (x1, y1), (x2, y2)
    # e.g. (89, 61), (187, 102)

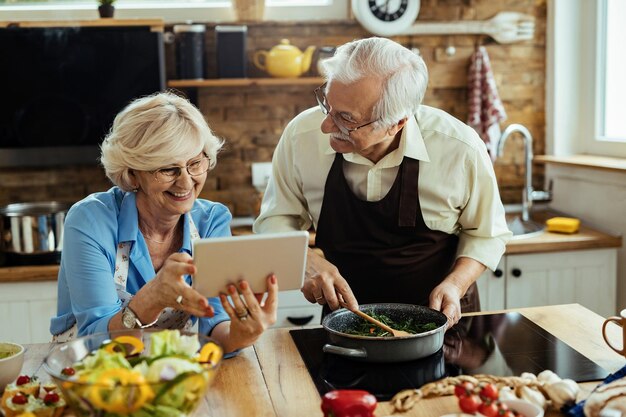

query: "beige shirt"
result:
(254, 106), (512, 271)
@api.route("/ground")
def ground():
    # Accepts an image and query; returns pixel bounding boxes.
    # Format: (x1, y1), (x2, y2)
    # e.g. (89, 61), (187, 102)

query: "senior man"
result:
(254, 37), (511, 325)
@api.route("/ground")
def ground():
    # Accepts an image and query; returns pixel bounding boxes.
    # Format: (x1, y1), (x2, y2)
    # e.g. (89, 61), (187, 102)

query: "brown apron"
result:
(315, 153), (480, 316)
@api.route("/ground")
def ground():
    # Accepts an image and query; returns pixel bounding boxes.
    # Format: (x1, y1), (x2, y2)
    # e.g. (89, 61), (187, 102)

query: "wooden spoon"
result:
(341, 302), (412, 337)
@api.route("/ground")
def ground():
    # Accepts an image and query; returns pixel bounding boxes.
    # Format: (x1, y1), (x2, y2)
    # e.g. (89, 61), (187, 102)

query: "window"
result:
(598, 0), (626, 141)
(0, 0), (345, 21)
(548, 0), (626, 157)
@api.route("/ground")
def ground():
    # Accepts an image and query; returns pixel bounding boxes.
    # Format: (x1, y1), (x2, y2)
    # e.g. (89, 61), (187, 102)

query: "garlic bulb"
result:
(537, 370), (562, 385)
(543, 379), (580, 409)
(499, 386), (518, 401)
(517, 385), (548, 410)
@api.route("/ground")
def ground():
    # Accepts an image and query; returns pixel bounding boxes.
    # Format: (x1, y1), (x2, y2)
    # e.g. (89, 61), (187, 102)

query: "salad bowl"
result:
(43, 329), (223, 417)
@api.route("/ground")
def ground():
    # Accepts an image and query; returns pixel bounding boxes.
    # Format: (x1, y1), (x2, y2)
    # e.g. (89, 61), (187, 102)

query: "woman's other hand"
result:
(218, 274), (278, 352)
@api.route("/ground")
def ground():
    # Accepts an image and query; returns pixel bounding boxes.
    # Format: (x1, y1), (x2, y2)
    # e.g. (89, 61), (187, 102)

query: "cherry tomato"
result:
(16, 375), (31, 385)
(12, 393), (28, 405)
(501, 410), (516, 417)
(454, 381), (476, 398)
(43, 392), (60, 405)
(479, 401), (499, 417)
(480, 383), (499, 401)
(459, 394), (482, 414)
(61, 367), (76, 376)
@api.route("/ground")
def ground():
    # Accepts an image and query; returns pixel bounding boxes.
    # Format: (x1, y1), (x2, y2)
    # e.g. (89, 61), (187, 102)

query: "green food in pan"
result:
(345, 312), (438, 337)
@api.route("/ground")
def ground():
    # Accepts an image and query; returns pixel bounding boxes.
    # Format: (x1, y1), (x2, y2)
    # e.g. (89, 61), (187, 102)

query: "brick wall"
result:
(0, 0), (546, 215)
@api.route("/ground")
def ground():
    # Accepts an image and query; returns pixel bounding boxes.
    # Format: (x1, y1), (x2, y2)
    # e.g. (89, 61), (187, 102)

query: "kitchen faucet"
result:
(496, 124), (551, 222)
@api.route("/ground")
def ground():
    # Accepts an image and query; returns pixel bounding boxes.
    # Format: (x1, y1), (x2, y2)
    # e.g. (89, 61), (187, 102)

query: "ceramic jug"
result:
(253, 39), (315, 78)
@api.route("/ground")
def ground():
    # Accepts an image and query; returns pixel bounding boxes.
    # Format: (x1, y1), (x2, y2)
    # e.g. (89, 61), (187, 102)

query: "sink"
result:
(506, 214), (545, 240)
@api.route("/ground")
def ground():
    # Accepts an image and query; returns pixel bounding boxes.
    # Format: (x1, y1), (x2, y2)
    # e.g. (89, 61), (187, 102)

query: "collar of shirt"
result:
(322, 113), (431, 166)
(117, 191), (193, 255)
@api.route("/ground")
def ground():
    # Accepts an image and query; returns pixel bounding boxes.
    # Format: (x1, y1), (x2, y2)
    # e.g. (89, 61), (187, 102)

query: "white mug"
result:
(602, 308), (626, 357)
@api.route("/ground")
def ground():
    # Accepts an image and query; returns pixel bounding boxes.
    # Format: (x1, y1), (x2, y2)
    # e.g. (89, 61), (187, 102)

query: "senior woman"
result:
(50, 92), (277, 354)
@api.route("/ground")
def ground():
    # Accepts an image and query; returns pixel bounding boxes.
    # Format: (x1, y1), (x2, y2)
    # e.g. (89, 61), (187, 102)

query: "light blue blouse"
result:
(50, 187), (232, 337)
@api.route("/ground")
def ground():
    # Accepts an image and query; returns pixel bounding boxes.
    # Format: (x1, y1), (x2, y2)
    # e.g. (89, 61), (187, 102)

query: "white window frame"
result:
(547, 0), (626, 158)
(0, 0), (348, 22)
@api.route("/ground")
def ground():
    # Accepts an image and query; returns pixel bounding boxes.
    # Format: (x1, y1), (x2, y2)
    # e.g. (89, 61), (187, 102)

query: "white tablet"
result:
(192, 231), (309, 297)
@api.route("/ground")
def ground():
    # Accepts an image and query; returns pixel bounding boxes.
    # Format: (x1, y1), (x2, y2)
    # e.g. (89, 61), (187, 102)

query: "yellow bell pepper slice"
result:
(87, 368), (154, 414)
(103, 335), (145, 356)
(199, 342), (223, 366)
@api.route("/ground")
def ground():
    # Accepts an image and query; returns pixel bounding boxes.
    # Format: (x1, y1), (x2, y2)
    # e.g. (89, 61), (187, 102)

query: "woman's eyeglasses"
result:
(314, 83), (379, 136)
(152, 154), (210, 183)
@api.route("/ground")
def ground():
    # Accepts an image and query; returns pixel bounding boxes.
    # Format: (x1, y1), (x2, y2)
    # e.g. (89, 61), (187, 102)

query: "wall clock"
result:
(351, 0), (421, 37)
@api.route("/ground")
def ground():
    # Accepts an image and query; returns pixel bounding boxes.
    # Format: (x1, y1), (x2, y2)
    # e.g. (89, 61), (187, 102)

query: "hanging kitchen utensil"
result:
(401, 12), (535, 44)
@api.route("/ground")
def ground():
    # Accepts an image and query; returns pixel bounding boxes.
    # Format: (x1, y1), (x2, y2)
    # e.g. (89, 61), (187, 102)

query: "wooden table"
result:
(20, 304), (625, 417)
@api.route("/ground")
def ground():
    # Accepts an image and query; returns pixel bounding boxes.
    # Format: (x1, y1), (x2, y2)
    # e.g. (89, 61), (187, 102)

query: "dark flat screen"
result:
(0, 26), (165, 164)
(291, 312), (609, 401)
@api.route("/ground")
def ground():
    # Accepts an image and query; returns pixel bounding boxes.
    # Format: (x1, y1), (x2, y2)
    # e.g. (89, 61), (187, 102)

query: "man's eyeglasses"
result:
(314, 83), (379, 136)
(152, 154), (210, 184)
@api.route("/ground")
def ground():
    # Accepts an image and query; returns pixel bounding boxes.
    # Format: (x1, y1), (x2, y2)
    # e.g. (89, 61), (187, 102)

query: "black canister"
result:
(174, 24), (206, 79)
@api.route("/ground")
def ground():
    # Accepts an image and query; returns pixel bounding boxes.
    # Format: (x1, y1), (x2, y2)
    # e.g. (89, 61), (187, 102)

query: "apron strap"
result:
(398, 158), (419, 227)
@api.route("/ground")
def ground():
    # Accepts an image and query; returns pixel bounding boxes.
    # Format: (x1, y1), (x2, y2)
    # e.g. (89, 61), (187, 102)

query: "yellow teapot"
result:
(253, 39), (315, 78)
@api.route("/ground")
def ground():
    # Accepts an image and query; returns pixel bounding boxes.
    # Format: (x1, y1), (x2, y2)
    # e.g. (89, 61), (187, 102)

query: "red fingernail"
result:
(228, 285), (237, 293)
(219, 294), (227, 302)
(206, 307), (214, 317)
(270, 275), (277, 284)
(240, 281), (248, 290)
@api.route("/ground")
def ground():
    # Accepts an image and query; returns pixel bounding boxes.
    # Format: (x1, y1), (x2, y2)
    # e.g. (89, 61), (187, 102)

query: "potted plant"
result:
(98, 0), (115, 18)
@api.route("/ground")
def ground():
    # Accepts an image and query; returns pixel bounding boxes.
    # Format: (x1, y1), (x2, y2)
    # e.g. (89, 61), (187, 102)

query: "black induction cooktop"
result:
(290, 312), (609, 401)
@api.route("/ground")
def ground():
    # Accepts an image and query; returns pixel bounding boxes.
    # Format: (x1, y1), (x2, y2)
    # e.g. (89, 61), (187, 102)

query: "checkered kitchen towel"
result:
(467, 46), (507, 161)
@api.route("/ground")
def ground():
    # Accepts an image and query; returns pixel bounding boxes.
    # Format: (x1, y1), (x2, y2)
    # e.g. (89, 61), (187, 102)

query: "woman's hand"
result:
(138, 252), (214, 321)
(301, 249), (358, 311)
(218, 274), (278, 352)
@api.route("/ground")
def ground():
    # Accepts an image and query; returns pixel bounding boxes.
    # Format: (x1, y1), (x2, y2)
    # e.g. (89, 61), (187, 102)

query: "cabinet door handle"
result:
(493, 269), (503, 278)
(512, 268), (522, 278)
(287, 315), (314, 326)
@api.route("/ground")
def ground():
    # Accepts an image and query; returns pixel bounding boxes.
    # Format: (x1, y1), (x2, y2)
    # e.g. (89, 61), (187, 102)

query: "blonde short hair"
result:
(100, 92), (224, 191)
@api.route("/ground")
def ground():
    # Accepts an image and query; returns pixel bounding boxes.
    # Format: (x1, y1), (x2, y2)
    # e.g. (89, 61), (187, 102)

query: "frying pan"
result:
(322, 303), (447, 363)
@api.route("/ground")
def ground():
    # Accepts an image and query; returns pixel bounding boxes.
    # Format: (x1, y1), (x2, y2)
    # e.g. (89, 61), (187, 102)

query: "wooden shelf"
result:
(0, 19), (164, 31)
(168, 77), (324, 88)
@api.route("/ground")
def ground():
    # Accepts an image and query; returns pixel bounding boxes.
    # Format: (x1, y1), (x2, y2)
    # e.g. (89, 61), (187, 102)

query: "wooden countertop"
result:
(19, 304), (626, 417)
(1, 212), (621, 283)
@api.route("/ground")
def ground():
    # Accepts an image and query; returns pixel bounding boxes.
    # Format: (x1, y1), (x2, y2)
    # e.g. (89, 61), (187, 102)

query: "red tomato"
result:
(12, 394), (28, 405)
(454, 381), (476, 398)
(479, 401), (499, 417)
(501, 410), (516, 417)
(480, 383), (499, 401)
(16, 375), (31, 385)
(43, 392), (60, 405)
(459, 394), (482, 414)
(61, 367), (76, 376)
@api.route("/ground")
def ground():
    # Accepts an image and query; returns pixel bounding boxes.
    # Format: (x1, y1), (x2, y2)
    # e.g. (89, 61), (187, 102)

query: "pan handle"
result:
(322, 344), (367, 358)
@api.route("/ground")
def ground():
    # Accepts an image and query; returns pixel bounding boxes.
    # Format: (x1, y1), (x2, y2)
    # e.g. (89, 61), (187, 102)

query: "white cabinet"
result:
(0, 281), (57, 344)
(477, 248), (617, 317)
(274, 290), (322, 328)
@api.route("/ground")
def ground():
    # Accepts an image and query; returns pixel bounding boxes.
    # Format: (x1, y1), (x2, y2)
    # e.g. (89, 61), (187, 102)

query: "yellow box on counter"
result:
(546, 217), (581, 234)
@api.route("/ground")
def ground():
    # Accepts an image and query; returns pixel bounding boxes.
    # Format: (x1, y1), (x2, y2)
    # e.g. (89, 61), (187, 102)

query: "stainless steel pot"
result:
(322, 303), (447, 363)
(0, 202), (73, 265)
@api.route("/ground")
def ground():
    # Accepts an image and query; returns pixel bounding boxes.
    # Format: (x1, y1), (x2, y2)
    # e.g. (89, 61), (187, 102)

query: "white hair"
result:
(321, 37), (429, 128)
(100, 91), (224, 191)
